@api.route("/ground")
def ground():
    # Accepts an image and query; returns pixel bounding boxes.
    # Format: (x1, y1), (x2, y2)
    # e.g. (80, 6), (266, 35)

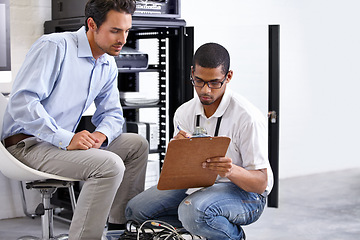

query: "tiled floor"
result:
(1, 168), (359, 240)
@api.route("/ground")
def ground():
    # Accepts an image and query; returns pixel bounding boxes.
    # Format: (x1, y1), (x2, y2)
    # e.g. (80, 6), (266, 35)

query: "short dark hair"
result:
(192, 43), (230, 75)
(85, 0), (136, 31)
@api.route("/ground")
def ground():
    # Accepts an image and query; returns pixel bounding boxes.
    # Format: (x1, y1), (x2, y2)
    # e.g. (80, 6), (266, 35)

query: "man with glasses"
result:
(125, 43), (273, 240)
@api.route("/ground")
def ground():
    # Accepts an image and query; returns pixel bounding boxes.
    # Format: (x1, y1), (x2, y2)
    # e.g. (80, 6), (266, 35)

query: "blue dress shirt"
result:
(1, 27), (124, 149)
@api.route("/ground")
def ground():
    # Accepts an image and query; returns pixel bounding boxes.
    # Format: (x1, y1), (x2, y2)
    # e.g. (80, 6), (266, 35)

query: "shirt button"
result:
(59, 142), (62, 146)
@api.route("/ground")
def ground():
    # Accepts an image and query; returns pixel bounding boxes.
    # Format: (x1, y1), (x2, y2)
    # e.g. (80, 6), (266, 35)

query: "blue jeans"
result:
(125, 182), (266, 240)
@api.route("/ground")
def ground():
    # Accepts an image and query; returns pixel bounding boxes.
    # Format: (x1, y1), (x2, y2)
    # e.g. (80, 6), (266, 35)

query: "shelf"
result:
(117, 64), (165, 73)
(44, 16), (186, 34)
(122, 103), (165, 110)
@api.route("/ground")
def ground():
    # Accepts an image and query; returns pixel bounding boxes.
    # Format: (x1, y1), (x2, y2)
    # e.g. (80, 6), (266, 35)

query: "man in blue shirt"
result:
(1, 0), (148, 239)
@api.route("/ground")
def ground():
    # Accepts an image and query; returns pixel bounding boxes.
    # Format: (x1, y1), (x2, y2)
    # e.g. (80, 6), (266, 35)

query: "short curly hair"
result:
(192, 43), (230, 75)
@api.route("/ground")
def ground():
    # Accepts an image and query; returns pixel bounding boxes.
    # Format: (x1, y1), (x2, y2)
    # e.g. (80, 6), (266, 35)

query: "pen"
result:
(177, 125), (191, 138)
(177, 125), (182, 132)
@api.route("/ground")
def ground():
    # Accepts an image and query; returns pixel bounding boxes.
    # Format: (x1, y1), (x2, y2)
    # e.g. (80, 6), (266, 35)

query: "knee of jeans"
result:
(125, 198), (145, 223)
(178, 197), (202, 230)
(180, 196), (222, 229)
(124, 201), (134, 221)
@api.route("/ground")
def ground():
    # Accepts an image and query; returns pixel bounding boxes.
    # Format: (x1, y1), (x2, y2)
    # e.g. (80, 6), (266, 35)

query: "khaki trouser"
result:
(7, 133), (149, 240)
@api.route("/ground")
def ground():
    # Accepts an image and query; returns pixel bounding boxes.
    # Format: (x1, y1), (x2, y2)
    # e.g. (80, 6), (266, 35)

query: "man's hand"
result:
(91, 131), (107, 149)
(202, 156), (234, 178)
(203, 157), (268, 194)
(173, 130), (191, 140)
(67, 130), (106, 150)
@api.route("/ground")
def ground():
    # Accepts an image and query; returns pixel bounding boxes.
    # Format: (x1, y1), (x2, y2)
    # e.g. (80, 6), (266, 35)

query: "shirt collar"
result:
(195, 88), (232, 119)
(76, 26), (110, 65)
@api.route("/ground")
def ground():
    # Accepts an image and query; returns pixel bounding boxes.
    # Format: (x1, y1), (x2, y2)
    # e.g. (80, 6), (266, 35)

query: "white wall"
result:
(10, 0), (51, 80)
(181, 0), (360, 178)
(3, 1), (360, 215)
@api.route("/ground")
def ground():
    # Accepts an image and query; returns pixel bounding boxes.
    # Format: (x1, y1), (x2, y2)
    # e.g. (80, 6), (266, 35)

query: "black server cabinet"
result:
(44, 17), (194, 212)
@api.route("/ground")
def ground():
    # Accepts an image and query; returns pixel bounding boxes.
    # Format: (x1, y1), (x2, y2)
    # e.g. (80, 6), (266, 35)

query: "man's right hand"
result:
(173, 130), (191, 140)
(67, 130), (99, 150)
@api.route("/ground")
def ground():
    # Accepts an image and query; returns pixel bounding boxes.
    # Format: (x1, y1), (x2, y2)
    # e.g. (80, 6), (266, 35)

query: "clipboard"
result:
(157, 136), (231, 190)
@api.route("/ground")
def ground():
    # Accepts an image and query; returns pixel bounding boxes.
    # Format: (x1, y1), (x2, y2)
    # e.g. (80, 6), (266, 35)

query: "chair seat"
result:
(0, 143), (78, 182)
(0, 93), (79, 240)
(26, 179), (74, 189)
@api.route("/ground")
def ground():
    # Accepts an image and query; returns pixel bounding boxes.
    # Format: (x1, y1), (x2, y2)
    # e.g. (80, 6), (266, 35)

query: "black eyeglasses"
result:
(190, 74), (228, 89)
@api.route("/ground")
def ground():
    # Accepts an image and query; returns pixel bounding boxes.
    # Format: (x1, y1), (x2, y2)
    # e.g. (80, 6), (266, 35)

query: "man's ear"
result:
(87, 17), (97, 31)
(226, 70), (233, 83)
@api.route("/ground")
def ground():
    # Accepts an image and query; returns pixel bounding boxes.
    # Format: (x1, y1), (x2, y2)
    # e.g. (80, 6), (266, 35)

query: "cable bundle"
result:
(118, 220), (202, 240)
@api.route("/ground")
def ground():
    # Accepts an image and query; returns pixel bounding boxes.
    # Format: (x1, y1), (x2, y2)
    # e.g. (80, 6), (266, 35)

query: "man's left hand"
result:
(91, 131), (107, 149)
(202, 157), (234, 178)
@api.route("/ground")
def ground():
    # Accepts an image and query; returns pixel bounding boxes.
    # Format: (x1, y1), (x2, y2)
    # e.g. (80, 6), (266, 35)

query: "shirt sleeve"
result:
(237, 118), (268, 170)
(7, 38), (75, 149)
(91, 60), (124, 145)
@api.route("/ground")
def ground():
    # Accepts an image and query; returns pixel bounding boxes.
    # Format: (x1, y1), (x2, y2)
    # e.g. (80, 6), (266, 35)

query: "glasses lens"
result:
(191, 76), (225, 89)
(192, 79), (204, 87)
(208, 82), (222, 89)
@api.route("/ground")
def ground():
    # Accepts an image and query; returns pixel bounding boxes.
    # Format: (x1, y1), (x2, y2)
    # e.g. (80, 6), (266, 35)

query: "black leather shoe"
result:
(107, 223), (126, 231)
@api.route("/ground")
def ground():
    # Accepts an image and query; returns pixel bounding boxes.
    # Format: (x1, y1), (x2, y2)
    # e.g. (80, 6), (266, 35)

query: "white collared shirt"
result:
(173, 88), (274, 193)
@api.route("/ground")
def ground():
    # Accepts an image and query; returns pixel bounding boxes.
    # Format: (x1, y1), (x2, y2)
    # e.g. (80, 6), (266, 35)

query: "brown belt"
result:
(4, 133), (33, 148)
